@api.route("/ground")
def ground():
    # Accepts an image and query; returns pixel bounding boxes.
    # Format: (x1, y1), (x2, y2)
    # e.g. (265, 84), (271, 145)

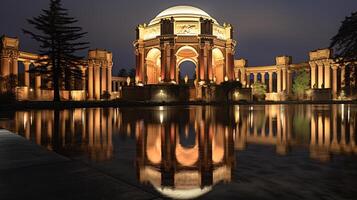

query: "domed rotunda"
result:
(134, 5), (236, 85)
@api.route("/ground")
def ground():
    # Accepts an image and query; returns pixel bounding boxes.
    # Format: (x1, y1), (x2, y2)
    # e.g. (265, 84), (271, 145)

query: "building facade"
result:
(0, 36), (126, 101)
(134, 6), (236, 85)
(134, 6), (354, 101)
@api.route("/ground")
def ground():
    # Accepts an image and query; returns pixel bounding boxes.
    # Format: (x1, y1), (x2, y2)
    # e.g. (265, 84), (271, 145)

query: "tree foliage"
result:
(330, 11), (357, 88)
(292, 70), (310, 99)
(129, 68), (136, 78)
(252, 82), (267, 100)
(118, 68), (128, 77)
(23, 0), (88, 101)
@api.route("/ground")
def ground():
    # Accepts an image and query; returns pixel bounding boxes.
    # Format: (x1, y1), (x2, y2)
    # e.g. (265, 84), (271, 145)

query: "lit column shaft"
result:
(324, 63), (331, 88)
(24, 62), (30, 87)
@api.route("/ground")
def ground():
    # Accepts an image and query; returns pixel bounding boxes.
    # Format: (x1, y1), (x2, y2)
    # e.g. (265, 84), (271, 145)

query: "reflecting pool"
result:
(0, 104), (356, 199)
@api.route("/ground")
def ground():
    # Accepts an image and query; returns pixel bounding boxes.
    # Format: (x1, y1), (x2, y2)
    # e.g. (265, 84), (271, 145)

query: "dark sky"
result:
(1, 0), (356, 74)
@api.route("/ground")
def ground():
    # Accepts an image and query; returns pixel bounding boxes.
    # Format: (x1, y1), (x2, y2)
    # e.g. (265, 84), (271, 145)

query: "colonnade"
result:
(1, 36), (116, 100)
(234, 49), (351, 99)
(309, 49), (346, 98)
(87, 50), (113, 100)
(235, 56), (295, 94)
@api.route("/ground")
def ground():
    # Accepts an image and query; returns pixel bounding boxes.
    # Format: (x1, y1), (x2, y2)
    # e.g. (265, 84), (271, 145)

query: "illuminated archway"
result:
(176, 46), (199, 83)
(146, 48), (161, 84)
(212, 48), (225, 84)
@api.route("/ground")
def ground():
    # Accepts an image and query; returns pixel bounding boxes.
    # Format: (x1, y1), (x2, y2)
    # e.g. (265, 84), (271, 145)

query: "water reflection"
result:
(0, 104), (356, 199)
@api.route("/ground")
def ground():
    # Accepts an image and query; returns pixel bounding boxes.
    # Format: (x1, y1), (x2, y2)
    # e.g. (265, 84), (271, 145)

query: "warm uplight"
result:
(126, 77), (131, 86)
(184, 75), (189, 84)
(224, 76), (229, 82)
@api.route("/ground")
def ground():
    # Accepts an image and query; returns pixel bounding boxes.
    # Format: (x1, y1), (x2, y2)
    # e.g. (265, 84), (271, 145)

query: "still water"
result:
(0, 104), (357, 199)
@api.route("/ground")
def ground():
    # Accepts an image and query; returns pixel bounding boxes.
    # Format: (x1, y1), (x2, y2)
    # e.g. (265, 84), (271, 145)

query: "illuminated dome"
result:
(149, 5), (218, 25)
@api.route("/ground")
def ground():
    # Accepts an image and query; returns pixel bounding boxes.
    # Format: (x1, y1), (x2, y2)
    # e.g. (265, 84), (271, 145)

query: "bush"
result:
(252, 82), (267, 101)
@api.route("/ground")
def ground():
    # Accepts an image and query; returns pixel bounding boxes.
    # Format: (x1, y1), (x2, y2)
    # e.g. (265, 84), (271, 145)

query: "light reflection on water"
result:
(0, 104), (356, 199)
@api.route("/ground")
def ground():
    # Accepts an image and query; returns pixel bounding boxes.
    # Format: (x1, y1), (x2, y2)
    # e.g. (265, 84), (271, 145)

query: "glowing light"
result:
(224, 76), (229, 82)
(184, 75), (189, 84)
(159, 113), (164, 123)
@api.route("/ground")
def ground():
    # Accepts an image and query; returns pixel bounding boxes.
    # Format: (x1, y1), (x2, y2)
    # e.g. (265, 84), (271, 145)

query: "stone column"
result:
(253, 73), (257, 83)
(341, 65), (345, 88)
(282, 68), (287, 91)
(318, 62), (324, 88)
(12, 57), (18, 76)
(107, 64), (112, 94)
(35, 75), (41, 99)
(81, 67), (86, 91)
(207, 46), (213, 81)
(1, 57), (10, 77)
(101, 63), (107, 93)
(169, 45), (176, 82)
(261, 73), (266, 84)
(88, 62), (94, 99)
(310, 62), (317, 88)
(277, 69), (282, 92)
(332, 66), (338, 98)
(324, 62), (331, 88)
(246, 73), (250, 87)
(24, 62), (31, 87)
(287, 70), (293, 94)
(94, 63), (101, 100)
(268, 72), (273, 93)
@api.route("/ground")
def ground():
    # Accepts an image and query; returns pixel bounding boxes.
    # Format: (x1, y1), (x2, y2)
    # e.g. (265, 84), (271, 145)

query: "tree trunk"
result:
(53, 59), (61, 102)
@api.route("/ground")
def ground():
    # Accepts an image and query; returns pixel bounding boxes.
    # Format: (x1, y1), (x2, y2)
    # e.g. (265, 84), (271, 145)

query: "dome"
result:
(149, 5), (218, 25)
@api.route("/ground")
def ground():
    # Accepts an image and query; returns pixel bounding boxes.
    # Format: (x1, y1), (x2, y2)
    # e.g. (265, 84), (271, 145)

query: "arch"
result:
(212, 48), (225, 84)
(176, 46), (199, 82)
(175, 128), (199, 166)
(146, 48), (161, 84)
(146, 126), (162, 164)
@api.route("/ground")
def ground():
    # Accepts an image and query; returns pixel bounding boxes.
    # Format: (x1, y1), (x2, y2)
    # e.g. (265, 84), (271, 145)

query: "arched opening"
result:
(176, 46), (198, 84)
(146, 48), (161, 84)
(212, 48), (224, 84)
(178, 60), (196, 85)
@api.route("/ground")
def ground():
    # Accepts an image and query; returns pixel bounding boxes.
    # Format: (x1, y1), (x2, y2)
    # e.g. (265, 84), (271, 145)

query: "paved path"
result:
(0, 130), (159, 200)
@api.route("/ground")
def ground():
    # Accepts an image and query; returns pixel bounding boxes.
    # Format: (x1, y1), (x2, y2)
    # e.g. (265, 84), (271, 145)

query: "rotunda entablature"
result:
(136, 5), (233, 41)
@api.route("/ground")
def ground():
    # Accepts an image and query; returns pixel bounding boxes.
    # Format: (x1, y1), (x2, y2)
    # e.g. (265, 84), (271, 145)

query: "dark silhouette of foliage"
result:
(220, 80), (242, 102)
(330, 11), (357, 88)
(118, 68), (128, 77)
(23, 0), (88, 101)
(129, 68), (136, 79)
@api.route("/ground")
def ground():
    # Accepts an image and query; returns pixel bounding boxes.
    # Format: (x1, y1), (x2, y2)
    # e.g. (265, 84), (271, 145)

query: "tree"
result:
(252, 82), (267, 101)
(23, 0), (88, 102)
(118, 68), (128, 77)
(129, 68), (136, 78)
(330, 11), (357, 89)
(292, 70), (310, 100)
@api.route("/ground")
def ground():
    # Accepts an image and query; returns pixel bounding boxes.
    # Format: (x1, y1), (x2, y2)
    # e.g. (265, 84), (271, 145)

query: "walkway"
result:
(0, 130), (159, 200)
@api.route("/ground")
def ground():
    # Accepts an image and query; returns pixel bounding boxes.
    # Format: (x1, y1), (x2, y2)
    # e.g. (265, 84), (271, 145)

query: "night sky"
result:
(1, 0), (356, 74)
